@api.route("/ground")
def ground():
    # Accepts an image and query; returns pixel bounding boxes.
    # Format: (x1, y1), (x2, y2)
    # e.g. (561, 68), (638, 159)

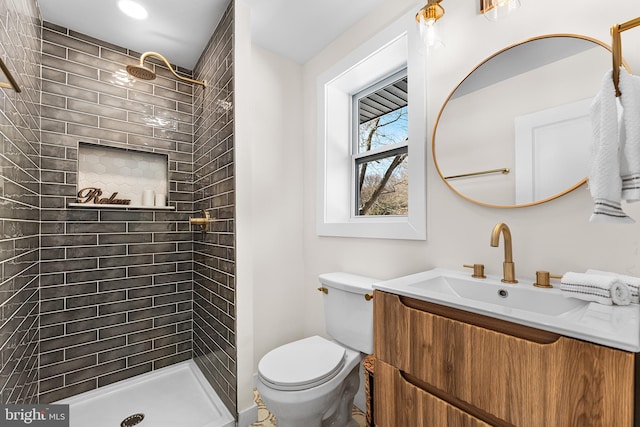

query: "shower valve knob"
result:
(189, 210), (211, 232)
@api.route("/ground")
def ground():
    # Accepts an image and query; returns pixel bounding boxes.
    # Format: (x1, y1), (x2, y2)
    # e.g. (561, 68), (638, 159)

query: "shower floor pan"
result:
(56, 360), (235, 427)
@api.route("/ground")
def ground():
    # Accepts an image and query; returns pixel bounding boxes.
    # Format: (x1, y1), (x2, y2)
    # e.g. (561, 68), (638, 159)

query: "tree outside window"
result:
(355, 74), (408, 216)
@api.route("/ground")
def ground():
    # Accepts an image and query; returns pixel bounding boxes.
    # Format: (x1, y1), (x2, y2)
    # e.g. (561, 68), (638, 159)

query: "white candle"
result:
(142, 189), (154, 206)
(155, 194), (166, 207)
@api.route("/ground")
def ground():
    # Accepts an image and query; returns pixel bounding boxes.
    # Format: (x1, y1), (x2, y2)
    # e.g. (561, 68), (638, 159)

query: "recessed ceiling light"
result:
(118, 0), (148, 20)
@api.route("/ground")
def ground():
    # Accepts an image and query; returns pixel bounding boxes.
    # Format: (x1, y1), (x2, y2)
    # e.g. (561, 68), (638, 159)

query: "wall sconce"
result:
(480, 0), (521, 21)
(416, 0), (445, 48)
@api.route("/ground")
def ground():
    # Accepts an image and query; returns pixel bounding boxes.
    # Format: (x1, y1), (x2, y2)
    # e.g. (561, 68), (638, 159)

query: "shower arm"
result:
(139, 51), (207, 87)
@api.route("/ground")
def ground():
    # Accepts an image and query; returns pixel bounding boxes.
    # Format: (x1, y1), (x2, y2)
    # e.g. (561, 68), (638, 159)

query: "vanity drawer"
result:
(375, 359), (491, 427)
(374, 291), (636, 426)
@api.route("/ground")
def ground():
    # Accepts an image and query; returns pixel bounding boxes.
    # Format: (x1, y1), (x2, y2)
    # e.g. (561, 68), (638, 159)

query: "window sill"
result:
(318, 216), (425, 240)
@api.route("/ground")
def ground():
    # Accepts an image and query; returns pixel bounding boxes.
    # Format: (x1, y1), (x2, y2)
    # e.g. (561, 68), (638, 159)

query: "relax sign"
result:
(76, 187), (131, 205)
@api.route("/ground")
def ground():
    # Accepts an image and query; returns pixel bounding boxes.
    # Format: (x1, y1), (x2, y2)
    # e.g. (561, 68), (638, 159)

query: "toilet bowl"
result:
(256, 272), (378, 427)
(257, 336), (362, 427)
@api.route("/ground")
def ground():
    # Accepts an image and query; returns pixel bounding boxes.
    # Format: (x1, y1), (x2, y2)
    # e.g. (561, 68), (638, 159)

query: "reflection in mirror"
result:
(433, 35), (615, 208)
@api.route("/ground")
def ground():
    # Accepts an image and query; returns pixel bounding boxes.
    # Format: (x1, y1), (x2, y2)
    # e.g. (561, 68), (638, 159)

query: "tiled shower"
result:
(0, 0), (237, 416)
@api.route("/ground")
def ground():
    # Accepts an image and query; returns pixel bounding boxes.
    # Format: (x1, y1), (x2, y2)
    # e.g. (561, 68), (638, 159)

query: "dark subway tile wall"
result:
(38, 23), (196, 403)
(0, 0), (236, 410)
(0, 0), (41, 404)
(192, 2), (236, 415)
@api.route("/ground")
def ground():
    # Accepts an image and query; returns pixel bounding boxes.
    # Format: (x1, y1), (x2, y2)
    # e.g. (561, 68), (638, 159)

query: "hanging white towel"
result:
(560, 272), (631, 306)
(586, 268), (640, 304)
(588, 70), (634, 223)
(618, 68), (640, 202)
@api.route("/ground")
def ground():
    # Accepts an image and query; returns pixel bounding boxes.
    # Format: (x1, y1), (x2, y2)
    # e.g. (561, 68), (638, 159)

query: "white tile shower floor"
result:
(250, 389), (367, 427)
(57, 361), (235, 427)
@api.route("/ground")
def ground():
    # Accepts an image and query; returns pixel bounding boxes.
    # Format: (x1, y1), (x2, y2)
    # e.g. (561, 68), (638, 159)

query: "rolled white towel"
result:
(586, 269), (640, 304)
(560, 272), (631, 306)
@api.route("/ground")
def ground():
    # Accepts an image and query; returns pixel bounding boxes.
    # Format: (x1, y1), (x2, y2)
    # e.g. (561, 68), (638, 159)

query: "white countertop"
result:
(374, 268), (640, 352)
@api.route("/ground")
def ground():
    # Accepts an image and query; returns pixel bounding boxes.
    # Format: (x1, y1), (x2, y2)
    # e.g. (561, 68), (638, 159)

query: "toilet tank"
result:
(318, 272), (379, 354)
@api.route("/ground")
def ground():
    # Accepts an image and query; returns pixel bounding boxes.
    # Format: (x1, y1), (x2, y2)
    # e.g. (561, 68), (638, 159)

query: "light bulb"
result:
(483, 0), (520, 21)
(118, 0), (148, 20)
(418, 15), (444, 50)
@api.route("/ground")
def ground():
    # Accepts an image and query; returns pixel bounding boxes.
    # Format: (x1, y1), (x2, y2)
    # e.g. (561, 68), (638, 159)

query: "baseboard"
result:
(237, 401), (258, 427)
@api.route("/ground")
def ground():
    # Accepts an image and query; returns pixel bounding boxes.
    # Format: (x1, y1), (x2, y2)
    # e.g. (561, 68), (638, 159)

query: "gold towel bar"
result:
(444, 168), (510, 180)
(612, 16), (640, 97)
(0, 57), (21, 93)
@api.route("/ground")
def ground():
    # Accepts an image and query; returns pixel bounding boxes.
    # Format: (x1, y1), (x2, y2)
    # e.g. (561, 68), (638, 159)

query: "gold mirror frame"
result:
(432, 34), (624, 209)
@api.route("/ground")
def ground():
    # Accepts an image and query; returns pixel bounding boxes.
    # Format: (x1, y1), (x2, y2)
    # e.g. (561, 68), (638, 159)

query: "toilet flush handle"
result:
(317, 287), (373, 300)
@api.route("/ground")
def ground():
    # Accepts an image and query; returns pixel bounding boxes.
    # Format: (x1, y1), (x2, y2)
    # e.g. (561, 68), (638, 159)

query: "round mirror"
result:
(433, 34), (615, 208)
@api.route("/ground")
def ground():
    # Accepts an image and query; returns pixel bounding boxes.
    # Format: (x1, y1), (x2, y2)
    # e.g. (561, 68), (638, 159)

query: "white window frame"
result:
(316, 14), (426, 240)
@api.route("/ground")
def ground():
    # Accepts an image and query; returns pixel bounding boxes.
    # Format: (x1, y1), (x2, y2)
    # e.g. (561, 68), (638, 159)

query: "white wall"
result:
(249, 45), (306, 362)
(235, 0), (306, 419)
(300, 0), (640, 340)
(234, 0), (256, 418)
(236, 0), (640, 418)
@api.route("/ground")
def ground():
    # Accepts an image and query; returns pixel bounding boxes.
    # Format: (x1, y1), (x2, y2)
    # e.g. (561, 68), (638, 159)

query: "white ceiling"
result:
(38, 0), (230, 70)
(244, 0), (385, 64)
(38, 0), (385, 69)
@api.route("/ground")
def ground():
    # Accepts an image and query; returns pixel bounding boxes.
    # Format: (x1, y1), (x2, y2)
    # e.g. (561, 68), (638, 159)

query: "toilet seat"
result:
(258, 336), (346, 391)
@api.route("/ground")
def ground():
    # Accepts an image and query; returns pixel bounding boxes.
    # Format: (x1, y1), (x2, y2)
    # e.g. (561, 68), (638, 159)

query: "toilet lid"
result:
(258, 336), (346, 391)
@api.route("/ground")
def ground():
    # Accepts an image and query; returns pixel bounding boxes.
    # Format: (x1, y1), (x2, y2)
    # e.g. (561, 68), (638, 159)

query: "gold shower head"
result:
(126, 51), (206, 87)
(126, 64), (156, 80)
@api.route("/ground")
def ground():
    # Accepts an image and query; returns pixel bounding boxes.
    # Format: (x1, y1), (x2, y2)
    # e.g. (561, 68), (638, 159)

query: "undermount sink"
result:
(373, 268), (640, 352)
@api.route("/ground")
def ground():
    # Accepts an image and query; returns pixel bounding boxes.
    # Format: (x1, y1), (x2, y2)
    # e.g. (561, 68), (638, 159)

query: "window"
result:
(354, 72), (408, 216)
(317, 14), (426, 240)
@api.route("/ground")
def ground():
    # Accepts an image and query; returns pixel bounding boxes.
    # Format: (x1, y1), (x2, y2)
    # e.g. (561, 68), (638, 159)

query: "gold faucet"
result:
(490, 222), (518, 284)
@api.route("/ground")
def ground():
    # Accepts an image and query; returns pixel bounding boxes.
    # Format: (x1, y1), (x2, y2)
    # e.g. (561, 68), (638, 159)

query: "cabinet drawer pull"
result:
(400, 370), (515, 427)
(398, 295), (560, 345)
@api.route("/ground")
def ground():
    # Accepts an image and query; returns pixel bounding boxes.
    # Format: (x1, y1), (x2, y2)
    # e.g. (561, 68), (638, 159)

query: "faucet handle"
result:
(463, 263), (486, 279)
(533, 271), (562, 288)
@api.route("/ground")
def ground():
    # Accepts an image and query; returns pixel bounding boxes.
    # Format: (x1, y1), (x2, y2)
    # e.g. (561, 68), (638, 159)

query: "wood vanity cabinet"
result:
(373, 290), (639, 427)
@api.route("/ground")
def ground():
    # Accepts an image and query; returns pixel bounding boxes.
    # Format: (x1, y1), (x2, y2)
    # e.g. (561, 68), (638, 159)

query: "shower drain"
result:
(120, 413), (145, 427)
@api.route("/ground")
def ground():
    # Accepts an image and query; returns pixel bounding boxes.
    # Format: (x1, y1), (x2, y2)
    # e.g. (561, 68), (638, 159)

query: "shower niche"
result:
(70, 142), (174, 210)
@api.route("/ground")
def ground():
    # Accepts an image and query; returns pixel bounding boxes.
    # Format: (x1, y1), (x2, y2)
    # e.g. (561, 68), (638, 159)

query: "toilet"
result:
(257, 272), (377, 427)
